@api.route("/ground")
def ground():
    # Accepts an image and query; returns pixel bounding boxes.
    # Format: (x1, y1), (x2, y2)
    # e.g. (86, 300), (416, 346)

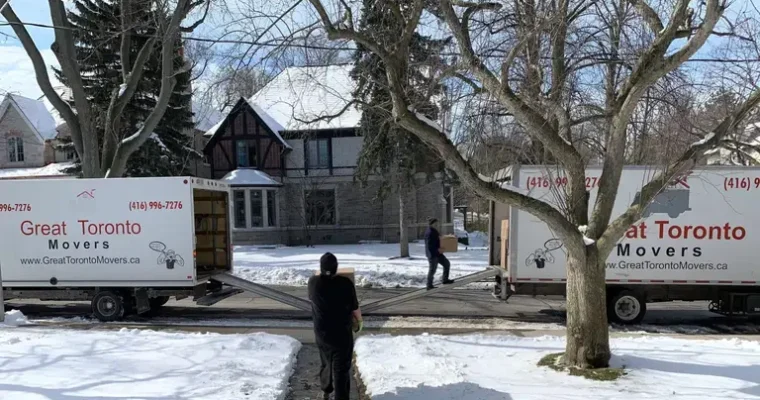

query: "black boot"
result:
(442, 279), (455, 285)
(426, 284), (436, 290)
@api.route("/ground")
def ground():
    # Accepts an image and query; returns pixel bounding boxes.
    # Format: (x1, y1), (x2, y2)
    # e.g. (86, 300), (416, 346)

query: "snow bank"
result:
(233, 242), (489, 288)
(0, 310), (29, 327)
(0, 328), (300, 400)
(355, 334), (760, 399)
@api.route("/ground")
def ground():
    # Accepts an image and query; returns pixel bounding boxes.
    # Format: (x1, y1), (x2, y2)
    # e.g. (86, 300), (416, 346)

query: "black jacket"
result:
(424, 226), (440, 259)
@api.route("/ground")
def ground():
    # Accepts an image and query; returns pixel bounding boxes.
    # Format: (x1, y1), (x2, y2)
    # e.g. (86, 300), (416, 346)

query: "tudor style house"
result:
(203, 65), (454, 245)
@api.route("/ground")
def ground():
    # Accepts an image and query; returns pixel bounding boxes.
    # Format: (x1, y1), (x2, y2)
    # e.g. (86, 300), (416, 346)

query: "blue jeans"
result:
(427, 254), (451, 287)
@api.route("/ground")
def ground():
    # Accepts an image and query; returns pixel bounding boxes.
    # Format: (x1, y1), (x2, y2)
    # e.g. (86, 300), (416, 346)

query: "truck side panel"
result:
(511, 166), (760, 285)
(0, 178), (195, 287)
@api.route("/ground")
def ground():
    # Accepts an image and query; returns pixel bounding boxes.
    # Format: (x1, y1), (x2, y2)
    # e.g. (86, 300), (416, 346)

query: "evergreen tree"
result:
(56, 0), (196, 177)
(351, 0), (448, 256)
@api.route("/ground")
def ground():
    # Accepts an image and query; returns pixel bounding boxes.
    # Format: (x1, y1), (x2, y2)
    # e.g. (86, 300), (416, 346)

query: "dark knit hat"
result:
(320, 252), (338, 276)
(428, 217), (438, 225)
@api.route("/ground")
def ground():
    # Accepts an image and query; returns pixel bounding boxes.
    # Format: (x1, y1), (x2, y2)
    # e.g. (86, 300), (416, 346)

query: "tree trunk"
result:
(399, 190), (410, 258)
(564, 246), (611, 368)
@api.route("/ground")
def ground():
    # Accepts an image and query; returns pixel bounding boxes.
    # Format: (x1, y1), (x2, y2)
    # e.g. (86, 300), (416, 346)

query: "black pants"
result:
(316, 336), (353, 399)
(427, 254), (451, 287)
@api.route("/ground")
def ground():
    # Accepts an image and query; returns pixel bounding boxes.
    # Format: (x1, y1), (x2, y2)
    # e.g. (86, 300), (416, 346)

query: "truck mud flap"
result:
(196, 287), (245, 306)
(211, 272), (312, 311)
(360, 267), (501, 314)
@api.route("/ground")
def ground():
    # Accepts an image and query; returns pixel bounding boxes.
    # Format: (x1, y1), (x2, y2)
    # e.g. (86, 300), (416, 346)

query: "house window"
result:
(236, 141), (257, 167)
(7, 137), (24, 162)
(231, 188), (279, 229)
(65, 149), (76, 160)
(250, 190), (263, 227)
(305, 189), (336, 226)
(307, 138), (329, 169)
(233, 190), (246, 228)
(267, 190), (277, 227)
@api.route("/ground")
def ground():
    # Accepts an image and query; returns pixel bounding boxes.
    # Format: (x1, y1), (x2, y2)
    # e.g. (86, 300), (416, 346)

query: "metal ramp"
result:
(360, 267), (501, 314)
(211, 272), (312, 311)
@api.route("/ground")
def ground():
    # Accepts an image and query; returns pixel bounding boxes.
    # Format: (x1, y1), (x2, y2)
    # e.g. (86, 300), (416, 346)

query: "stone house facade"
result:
(203, 65), (453, 245)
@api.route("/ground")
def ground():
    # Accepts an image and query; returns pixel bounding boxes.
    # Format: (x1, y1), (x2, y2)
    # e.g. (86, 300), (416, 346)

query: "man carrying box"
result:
(425, 218), (455, 290)
(308, 252), (363, 400)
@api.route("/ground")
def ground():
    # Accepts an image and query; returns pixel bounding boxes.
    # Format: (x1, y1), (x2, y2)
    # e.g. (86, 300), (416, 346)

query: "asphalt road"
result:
(8, 285), (755, 330)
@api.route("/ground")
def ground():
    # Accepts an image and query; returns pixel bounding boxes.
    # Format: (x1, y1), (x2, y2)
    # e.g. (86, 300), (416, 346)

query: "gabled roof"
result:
(0, 94), (58, 141)
(204, 64), (361, 139)
(203, 97), (292, 152)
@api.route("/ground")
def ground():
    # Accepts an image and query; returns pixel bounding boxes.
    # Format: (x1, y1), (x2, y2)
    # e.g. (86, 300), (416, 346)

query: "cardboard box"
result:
(315, 267), (355, 283)
(440, 234), (459, 253)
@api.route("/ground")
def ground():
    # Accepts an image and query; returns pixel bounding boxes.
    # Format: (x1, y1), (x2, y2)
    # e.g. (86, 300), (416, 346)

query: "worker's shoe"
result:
(442, 279), (455, 285)
(426, 285), (436, 290)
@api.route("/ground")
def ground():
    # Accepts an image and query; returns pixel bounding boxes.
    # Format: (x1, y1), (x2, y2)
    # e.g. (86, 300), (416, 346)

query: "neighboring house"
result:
(0, 94), (74, 180)
(203, 65), (453, 246)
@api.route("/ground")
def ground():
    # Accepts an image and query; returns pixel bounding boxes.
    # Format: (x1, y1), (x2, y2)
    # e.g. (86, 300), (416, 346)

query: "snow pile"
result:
(355, 334), (760, 399)
(0, 162), (74, 179)
(1, 310), (29, 327)
(0, 328), (300, 400)
(233, 243), (488, 288)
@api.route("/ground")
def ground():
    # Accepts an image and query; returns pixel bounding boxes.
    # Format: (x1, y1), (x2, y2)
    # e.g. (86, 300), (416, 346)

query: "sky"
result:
(0, 0), (751, 103)
(0, 0), (60, 99)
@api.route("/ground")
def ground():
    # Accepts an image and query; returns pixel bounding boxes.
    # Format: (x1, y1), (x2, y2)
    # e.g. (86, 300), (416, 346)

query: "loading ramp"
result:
(211, 272), (312, 311)
(208, 267), (502, 314)
(360, 267), (502, 314)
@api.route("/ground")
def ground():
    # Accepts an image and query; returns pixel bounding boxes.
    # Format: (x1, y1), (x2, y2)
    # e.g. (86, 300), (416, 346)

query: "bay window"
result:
(231, 188), (278, 229)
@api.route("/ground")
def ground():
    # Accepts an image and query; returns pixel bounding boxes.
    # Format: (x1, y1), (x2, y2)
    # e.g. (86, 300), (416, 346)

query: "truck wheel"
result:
(607, 290), (646, 324)
(91, 291), (126, 322)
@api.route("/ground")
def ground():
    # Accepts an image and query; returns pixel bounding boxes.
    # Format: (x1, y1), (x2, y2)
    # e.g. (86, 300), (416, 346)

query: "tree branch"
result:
(181, 0), (210, 32)
(1, 2), (84, 158)
(626, 0), (664, 33)
(106, 0), (192, 177)
(308, 0), (390, 59)
(598, 86), (760, 255)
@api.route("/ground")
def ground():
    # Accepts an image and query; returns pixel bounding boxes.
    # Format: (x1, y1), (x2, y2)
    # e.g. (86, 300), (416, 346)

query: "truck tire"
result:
(91, 291), (126, 322)
(607, 290), (646, 324)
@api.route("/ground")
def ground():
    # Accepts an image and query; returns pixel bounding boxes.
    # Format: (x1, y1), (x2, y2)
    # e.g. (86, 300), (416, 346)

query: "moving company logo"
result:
(526, 239), (563, 269)
(77, 189), (96, 199)
(631, 173), (692, 219)
(149, 241), (185, 269)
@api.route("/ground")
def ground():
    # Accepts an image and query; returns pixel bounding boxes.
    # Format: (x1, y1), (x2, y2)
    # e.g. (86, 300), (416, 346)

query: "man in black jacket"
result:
(424, 218), (455, 290)
(308, 252), (363, 400)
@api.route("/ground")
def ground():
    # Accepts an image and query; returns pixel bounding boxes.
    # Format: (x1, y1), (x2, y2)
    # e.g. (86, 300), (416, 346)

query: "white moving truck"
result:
(489, 166), (760, 324)
(0, 177), (236, 321)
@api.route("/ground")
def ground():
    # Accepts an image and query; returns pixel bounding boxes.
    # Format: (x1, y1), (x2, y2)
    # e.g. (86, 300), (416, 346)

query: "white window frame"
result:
(230, 188), (279, 231)
(7, 137), (24, 163)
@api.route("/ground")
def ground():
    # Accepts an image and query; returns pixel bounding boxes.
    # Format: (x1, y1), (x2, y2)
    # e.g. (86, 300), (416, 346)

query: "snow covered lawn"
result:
(233, 242), (489, 288)
(0, 321), (300, 400)
(355, 334), (760, 399)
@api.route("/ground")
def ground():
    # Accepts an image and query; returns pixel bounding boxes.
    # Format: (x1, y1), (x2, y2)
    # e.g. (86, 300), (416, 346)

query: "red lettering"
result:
(20, 220), (67, 236)
(78, 220), (142, 235)
(654, 220), (746, 240)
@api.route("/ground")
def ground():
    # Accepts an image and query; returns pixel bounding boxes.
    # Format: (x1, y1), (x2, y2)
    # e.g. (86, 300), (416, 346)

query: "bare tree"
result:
(1, 0), (207, 178)
(305, 0), (760, 369)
